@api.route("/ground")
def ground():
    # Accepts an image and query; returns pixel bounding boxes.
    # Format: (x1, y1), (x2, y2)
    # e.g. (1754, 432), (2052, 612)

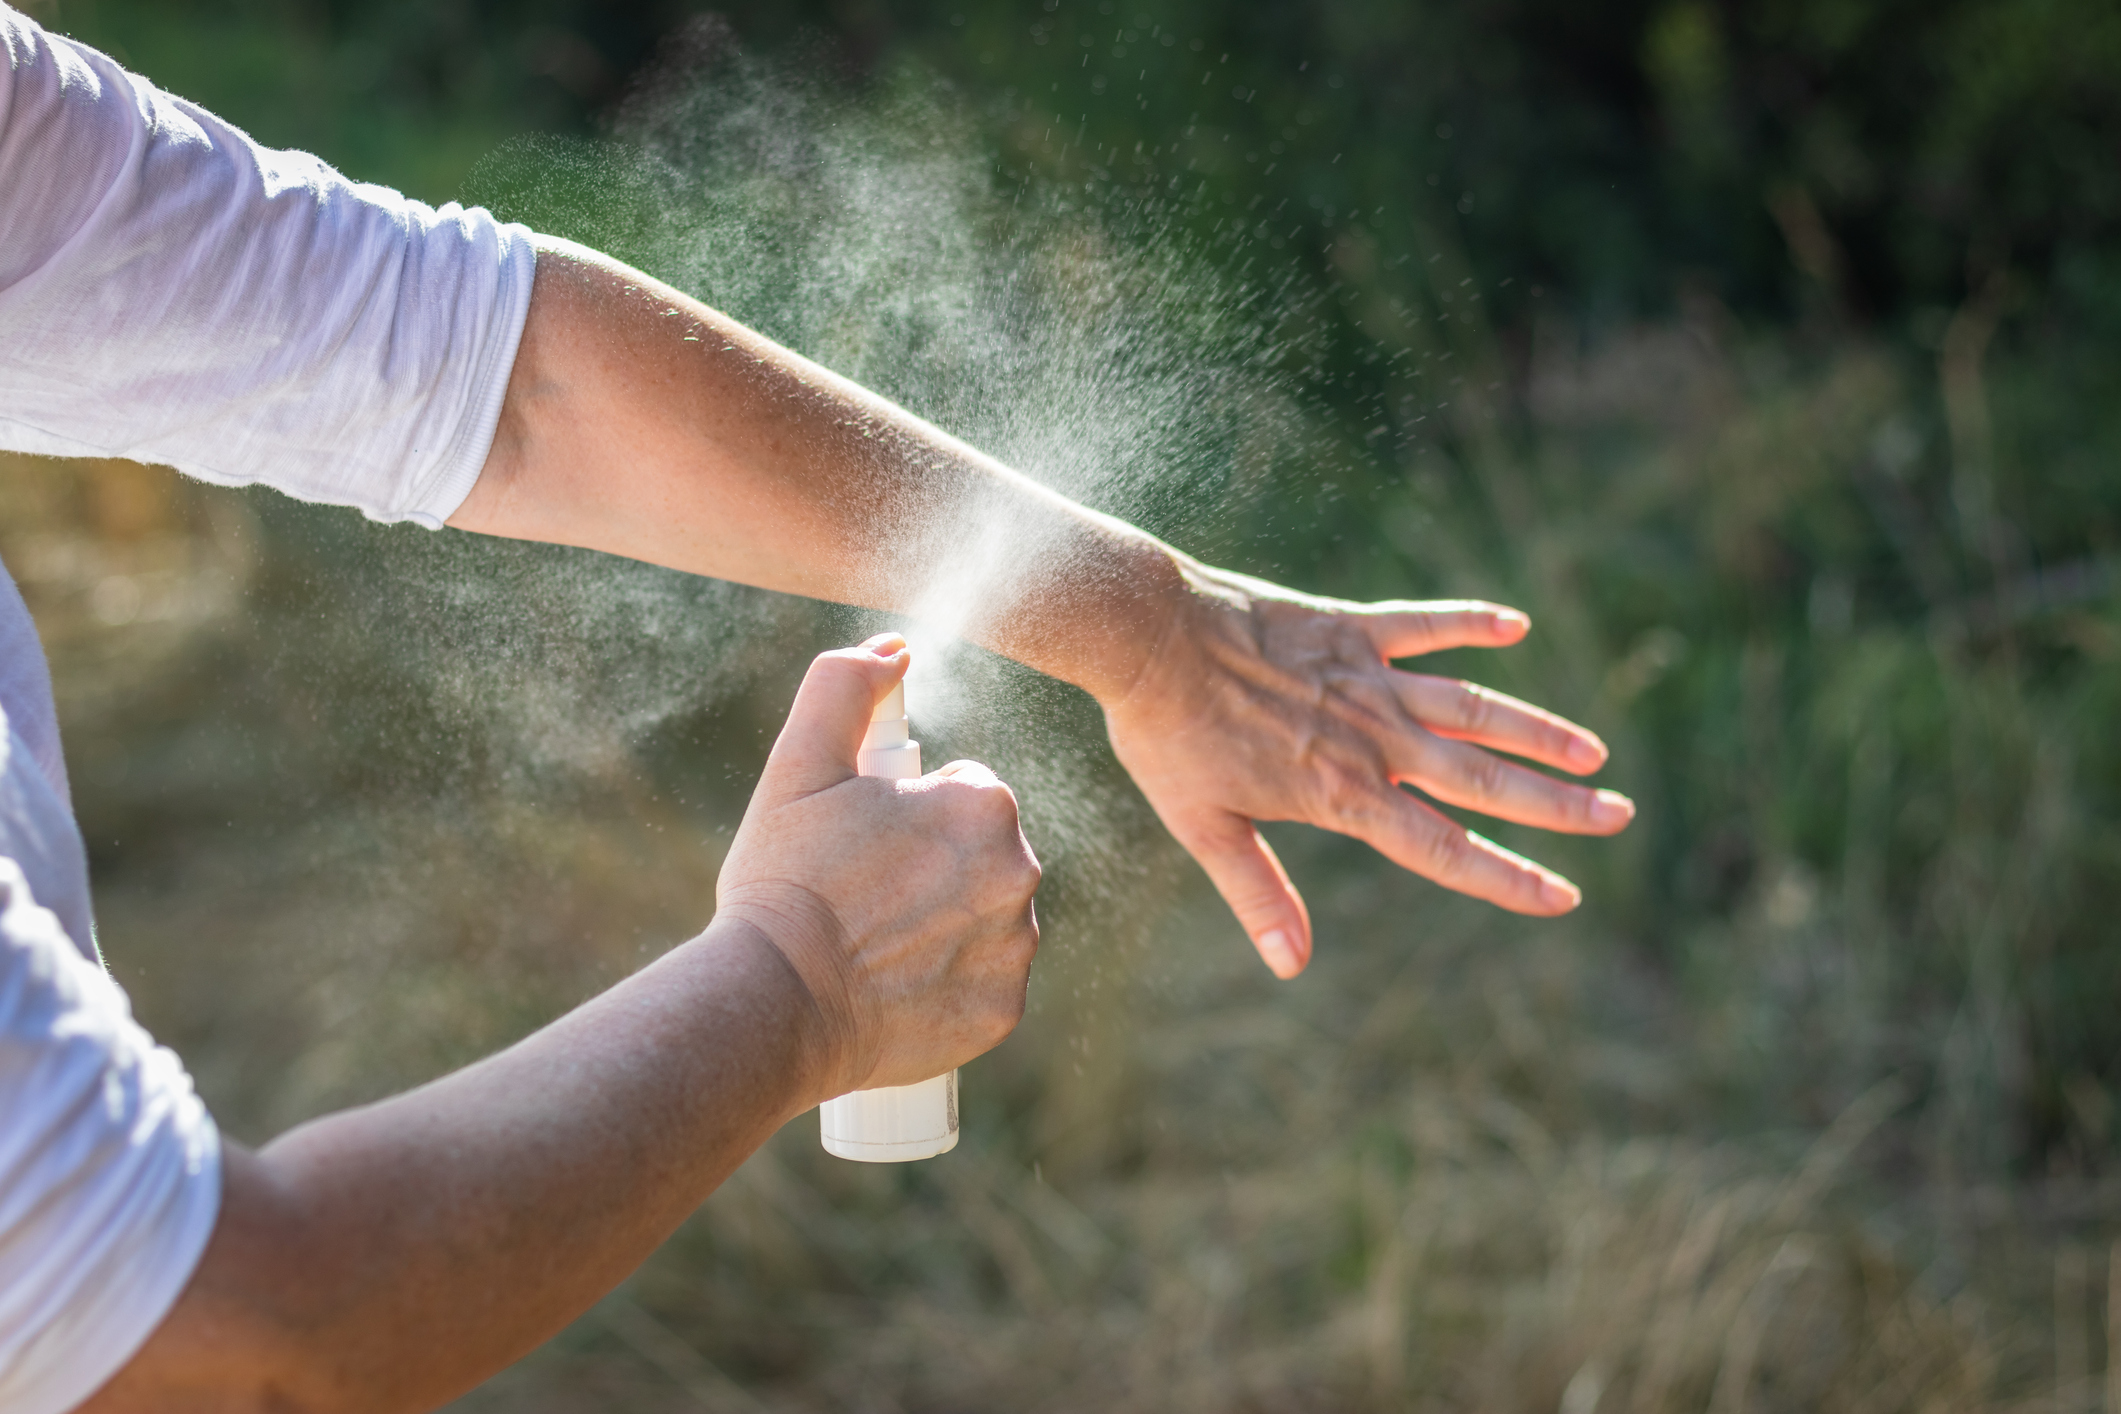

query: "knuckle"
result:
(1419, 819), (1474, 878)
(983, 1005), (1020, 1048)
(1459, 747), (1509, 801)
(979, 780), (1022, 825)
(946, 758), (999, 786)
(963, 833), (1040, 909)
(1456, 683), (1497, 734)
(1564, 784), (1599, 828)
(982, 977), (1030, 1043)
(938, 771), (1019, 823)
(811, 647), (867, 680)
(935, 779), (987, 821)
(1316, 759), (1380, 822)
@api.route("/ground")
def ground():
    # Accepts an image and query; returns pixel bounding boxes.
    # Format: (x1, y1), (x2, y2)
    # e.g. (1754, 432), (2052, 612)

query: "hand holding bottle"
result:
(715, 634), (1041, 1108)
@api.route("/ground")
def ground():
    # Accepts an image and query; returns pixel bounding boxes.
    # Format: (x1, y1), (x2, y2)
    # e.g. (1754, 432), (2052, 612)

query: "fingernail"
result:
(861, 632), (907, 656)
(1257, 928), (1301, 978)
(1494, 609), (1530, 635)
(1591, 789), (1635, 828)
(1538, 877), (1582, 912)
(1567, 734), (1608, 769)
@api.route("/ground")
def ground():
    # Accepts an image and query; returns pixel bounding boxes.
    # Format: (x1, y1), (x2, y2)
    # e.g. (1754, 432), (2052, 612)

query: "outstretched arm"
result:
(453, 239), (1634, 977)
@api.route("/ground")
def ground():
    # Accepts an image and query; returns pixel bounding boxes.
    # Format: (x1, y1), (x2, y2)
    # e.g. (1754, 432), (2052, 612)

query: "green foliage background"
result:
(12, 0), (2121, 1407)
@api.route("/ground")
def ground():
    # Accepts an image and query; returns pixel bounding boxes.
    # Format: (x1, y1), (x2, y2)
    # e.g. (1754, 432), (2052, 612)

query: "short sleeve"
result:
(0, 4), (535, 528)
(0, 856), (221, 1414)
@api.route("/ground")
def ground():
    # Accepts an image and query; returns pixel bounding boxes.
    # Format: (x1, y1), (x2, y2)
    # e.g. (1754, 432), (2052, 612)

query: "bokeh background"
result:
(8, 0), (2121, 1409)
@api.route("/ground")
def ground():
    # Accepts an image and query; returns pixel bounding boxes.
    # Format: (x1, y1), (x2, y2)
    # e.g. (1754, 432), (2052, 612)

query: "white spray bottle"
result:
(819, 677), (960, 1162)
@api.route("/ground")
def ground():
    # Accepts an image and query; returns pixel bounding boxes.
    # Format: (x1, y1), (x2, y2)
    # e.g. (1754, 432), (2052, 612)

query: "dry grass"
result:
(446, 908), (2023, 1414)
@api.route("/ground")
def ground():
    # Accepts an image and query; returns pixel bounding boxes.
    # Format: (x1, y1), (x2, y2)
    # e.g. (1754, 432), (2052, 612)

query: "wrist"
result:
(990, 516), (1199, 705)
(697, 903), (863, 1112)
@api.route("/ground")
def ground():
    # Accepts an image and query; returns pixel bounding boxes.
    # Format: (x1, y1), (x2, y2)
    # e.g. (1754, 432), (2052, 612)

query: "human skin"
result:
(86, 235), (1631, 1411)
(457, 236), (1634, 978)
(84, 639), (1041, 1413)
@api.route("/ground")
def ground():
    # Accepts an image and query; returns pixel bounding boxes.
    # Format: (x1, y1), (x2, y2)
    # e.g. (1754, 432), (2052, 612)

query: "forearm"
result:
(454, 237), (1190, 702)
(84, 919), (825, 1414)
(449, 237), (1627, 970)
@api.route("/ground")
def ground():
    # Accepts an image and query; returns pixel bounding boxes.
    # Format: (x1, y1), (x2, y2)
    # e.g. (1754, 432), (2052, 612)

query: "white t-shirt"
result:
(0, 5), (535, 1408)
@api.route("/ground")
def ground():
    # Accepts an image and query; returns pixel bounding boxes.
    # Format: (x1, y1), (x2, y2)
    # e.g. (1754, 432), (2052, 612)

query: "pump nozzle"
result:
(857, 681), (922, 780)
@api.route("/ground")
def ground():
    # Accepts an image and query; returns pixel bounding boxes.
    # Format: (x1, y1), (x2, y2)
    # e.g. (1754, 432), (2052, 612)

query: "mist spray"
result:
(819, 678), (961, 1162)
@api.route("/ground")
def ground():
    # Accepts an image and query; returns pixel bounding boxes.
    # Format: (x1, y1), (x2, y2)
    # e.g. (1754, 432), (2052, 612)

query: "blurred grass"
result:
(10, 0), (2121, 1408)
(11, 293), (2121, 1410)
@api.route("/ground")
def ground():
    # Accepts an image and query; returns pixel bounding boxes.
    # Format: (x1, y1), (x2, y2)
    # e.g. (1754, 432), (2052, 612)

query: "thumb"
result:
(759, 634), (909, 800)
(1171, 809), (1313, 979)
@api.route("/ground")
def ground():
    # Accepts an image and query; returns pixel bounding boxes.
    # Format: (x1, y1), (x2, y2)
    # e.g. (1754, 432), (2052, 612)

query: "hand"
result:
(716, 634), (1042, 1100)
(1104, 561), (1633, 979)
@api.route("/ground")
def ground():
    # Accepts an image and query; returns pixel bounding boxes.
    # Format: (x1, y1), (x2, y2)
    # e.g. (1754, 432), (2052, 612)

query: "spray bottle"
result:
(819, 678), (960, 1162)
